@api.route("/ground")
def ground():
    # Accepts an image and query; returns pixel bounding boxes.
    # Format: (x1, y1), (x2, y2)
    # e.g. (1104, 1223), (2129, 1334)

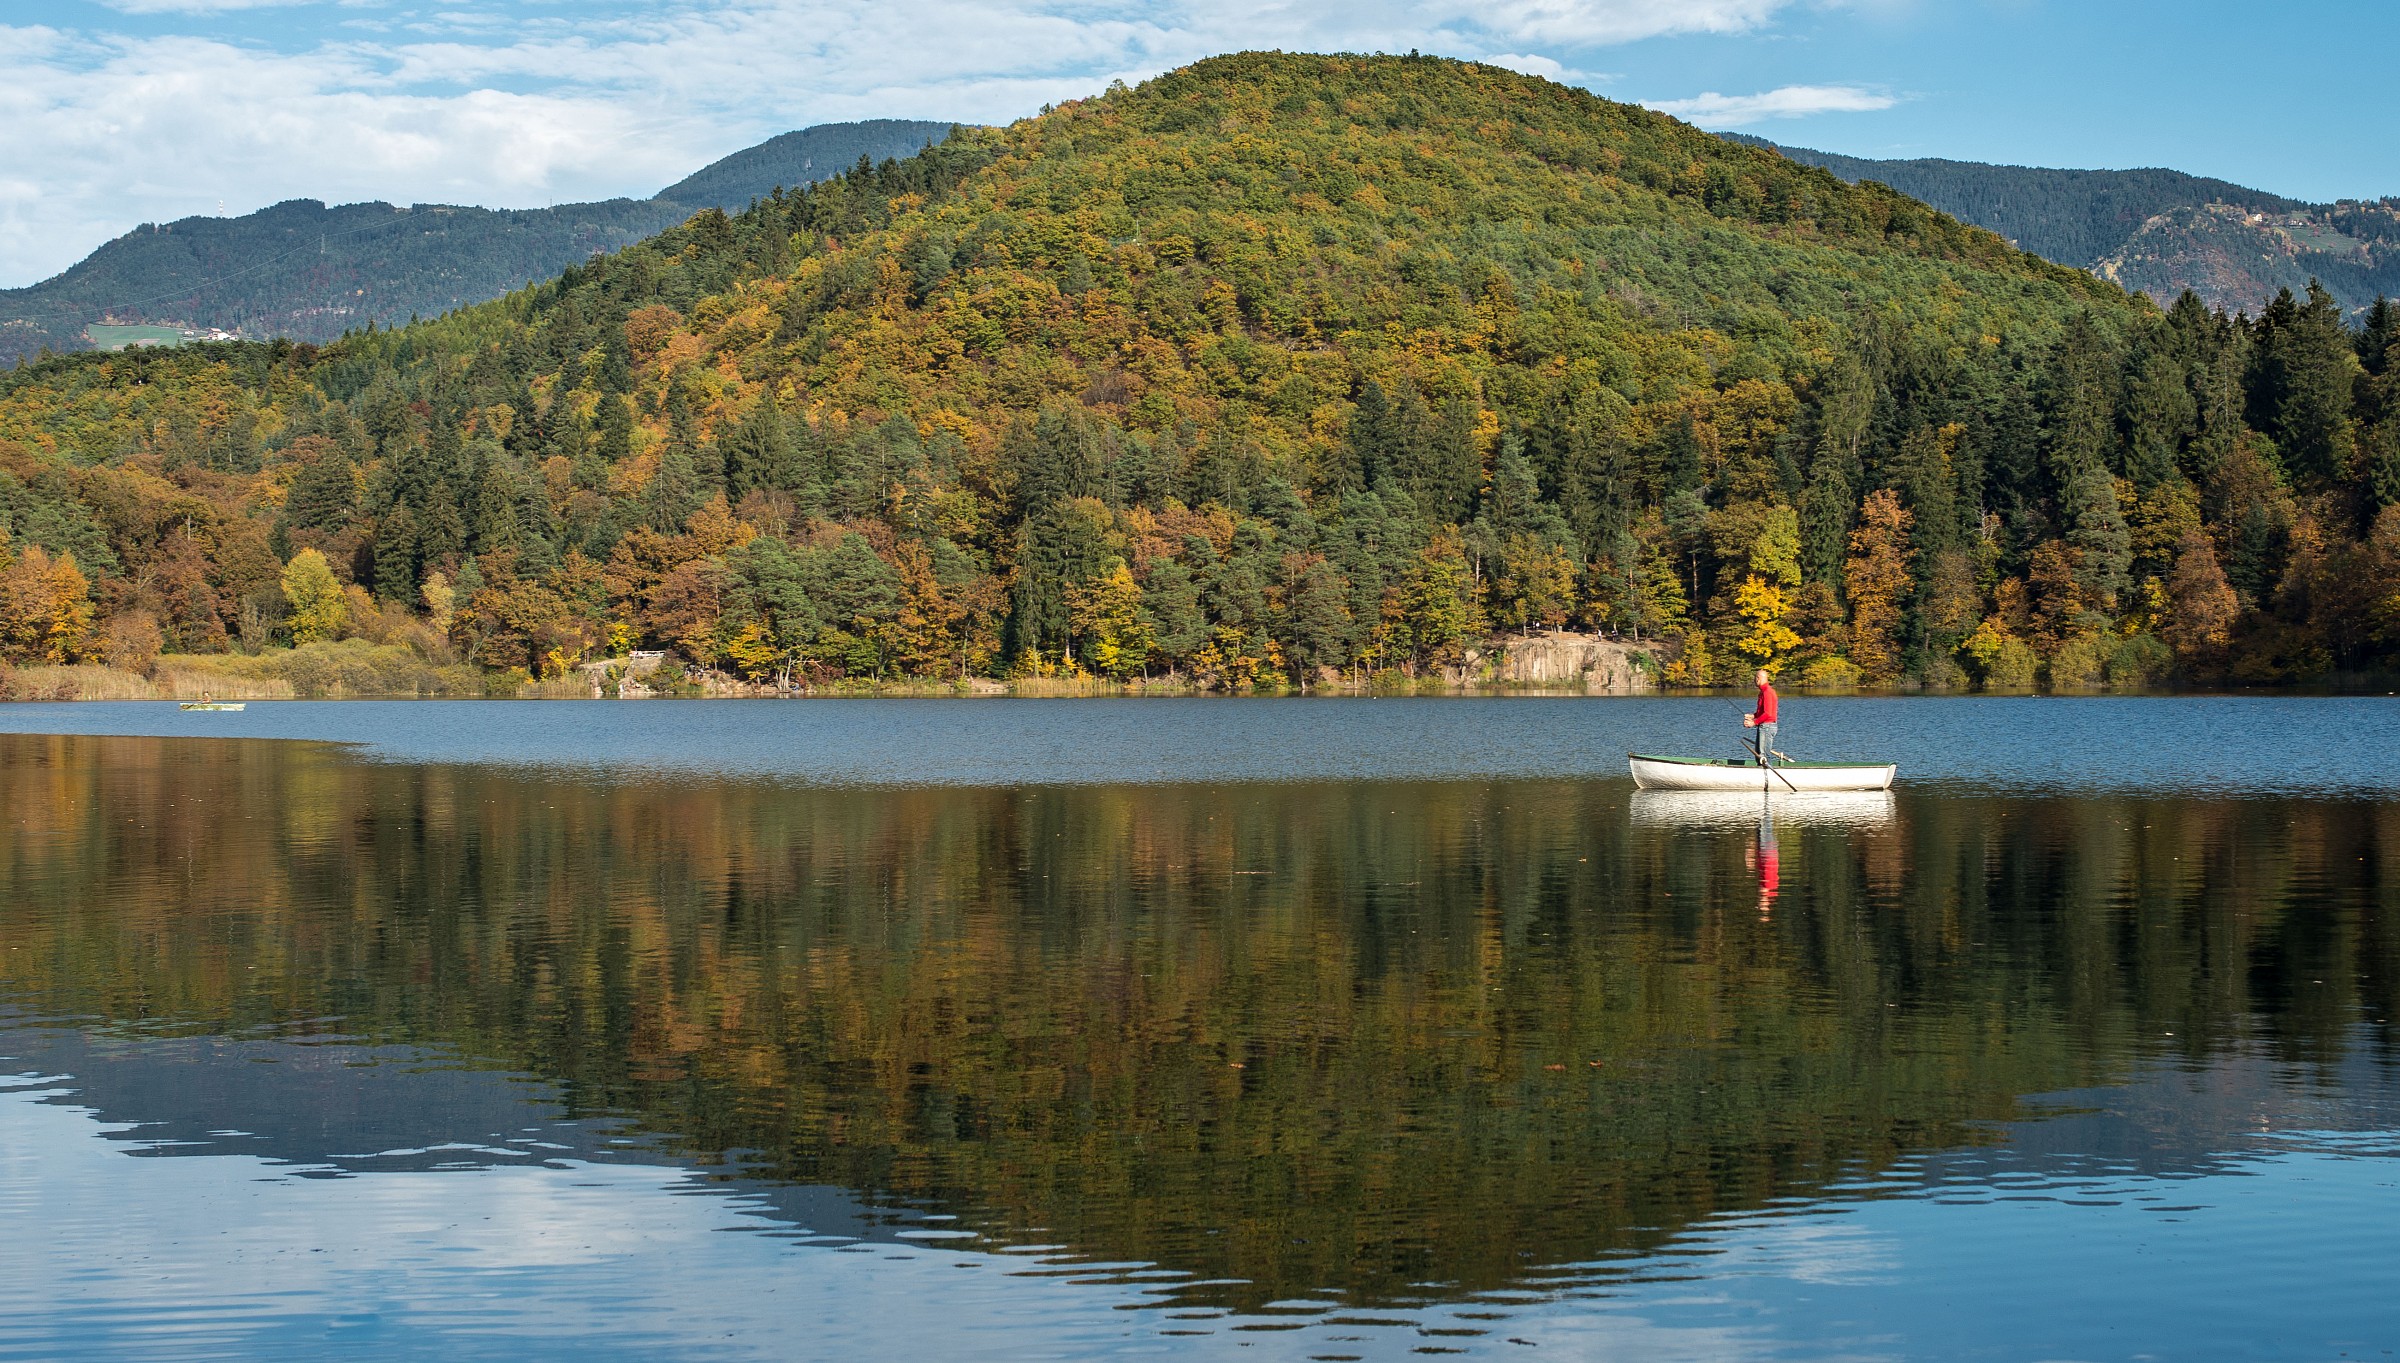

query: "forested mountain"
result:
(1734, 134), (2400, 318)
(2, 52), (2397, 698)
(655, 120), (956, 210)
(0, 199), (691, 363)
(1725, 135), (2298, 266)
(2094, 199), (2400, 320)
(0, 121), (957, 365)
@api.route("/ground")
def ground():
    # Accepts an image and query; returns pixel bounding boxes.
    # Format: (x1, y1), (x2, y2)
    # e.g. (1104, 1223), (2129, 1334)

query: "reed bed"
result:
(0, 642), (484, 702)
(515, 675), (596, 700)
(1007, 675), (1131, 697)
(162, 641), (481, 699)
(2, 665), (163, 701)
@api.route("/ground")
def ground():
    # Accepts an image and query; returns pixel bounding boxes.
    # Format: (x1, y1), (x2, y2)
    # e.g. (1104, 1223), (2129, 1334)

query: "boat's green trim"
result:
(1628, 753), (1890, 770)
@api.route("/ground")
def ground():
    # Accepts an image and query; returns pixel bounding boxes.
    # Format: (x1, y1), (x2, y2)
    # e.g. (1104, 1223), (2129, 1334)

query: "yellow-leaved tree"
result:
(1730, 505), (1802, 673)
(1066, 561), (1154, 680)
(421, 572), (456, 639)
(280, 548), (349, 645)
(1731, 576), (1799, 672)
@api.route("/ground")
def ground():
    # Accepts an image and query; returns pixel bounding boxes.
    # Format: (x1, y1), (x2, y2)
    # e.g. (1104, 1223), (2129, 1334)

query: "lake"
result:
(1, 696), (2395, 1361)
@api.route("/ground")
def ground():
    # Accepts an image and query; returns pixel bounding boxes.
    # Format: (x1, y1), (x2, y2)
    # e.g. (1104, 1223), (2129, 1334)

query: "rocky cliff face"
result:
(1482, 631), (1661, 692)
(2095, 199), (2400, 317)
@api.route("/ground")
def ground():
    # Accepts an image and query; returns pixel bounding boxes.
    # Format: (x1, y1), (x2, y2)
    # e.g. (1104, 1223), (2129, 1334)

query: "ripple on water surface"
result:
(3, 693), (2396, 793)
(0, 710), (2394, 1360)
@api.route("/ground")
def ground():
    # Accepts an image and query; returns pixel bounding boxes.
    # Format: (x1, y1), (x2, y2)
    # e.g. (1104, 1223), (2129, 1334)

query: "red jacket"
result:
(1755, 682), (1778, 724)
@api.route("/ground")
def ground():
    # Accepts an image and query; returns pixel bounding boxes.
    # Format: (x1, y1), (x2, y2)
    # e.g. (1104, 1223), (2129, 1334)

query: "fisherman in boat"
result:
(1742, 668), (1779, 766)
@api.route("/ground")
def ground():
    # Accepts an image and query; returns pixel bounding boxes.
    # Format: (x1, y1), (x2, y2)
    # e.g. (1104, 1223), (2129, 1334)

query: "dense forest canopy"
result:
(1, 51), (2397, 694)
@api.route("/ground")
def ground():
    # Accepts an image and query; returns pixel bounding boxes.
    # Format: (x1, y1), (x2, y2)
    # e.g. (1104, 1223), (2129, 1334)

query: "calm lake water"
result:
(2, 697), (2396, 1360)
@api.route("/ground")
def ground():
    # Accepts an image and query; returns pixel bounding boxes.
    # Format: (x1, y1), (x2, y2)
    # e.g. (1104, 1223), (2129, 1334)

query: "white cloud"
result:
(1484, 52), (1569, 79)
(1643, 83), (1898, 126)
(1448, 0), (1789, 44)
(0, 0), (1827, 286)
(91, 0), (319, 11)
(0, 27), (711, 289)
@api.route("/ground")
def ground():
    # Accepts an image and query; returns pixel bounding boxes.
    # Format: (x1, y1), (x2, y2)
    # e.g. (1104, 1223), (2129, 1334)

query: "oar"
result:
(1728, 704), (1801, 793)
(1745, 728), (1802, 795)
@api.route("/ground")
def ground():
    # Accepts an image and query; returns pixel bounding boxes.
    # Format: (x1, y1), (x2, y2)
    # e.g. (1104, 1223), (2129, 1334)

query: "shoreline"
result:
(7, 674), (2395, 702)
(6, 635), (2393, 704)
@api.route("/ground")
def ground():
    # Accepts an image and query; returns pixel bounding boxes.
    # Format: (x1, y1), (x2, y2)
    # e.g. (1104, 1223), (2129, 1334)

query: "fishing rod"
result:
(1732, 704), (1801, 795)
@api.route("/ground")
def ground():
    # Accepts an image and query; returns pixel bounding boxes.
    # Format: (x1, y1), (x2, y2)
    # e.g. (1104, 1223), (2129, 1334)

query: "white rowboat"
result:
(179, 702), (247, 712)
(1629, 753), (1896, 793)
(1628, 790), (1896, 828)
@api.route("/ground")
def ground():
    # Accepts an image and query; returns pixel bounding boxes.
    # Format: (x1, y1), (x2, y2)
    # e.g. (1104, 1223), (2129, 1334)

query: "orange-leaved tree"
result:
(1843, 489), (1914, 683)
(0, 536), (95, 665)
(2161, 528), (2239, 667)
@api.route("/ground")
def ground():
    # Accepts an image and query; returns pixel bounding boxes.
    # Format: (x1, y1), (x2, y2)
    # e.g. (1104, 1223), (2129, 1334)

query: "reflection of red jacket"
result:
(1760, 848), (1780, 901)
(1755, 683), (1778, 724)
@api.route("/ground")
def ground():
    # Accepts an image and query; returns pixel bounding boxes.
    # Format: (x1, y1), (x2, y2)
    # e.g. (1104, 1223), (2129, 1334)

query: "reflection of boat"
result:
(1629, 753), (1895, 792)
(1629, 790), (1897, 829)
(178, 702), (246, 712)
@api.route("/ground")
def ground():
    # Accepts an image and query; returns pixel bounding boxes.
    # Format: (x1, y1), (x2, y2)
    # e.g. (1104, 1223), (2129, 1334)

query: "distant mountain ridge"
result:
(656, 120), (954, 209)
(14, 114), (2391, 365)
(0, 120), (957, 364)
(2091, 199), (2400, 317)
(1728, 133), (2399, 317)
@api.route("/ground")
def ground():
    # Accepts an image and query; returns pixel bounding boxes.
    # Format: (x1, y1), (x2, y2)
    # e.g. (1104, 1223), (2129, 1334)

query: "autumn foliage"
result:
(1, 54), (2397, 690)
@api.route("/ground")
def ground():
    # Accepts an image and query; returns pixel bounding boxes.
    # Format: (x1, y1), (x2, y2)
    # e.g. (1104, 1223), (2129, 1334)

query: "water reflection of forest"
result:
(2, 733), (2393, 1307)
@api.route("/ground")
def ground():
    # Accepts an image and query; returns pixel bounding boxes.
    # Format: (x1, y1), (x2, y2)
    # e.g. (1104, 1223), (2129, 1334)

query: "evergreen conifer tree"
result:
(646, 443), (702, 533)
(595, 395), (634, 466)
(1329, 377), (1394, 497)
(425, 419), (464, 494)
(2061, 465), (2132, 604)
(2046, 313), (2118, 484)
(283, 448), (357, 534)
(1278, 555), (1354, 674)
(2253, 282), (2363, 486)
(416, 487), (467, 571)
(720, 398), (790, 499)
(1804, 463), (1852, 585)
(1142, 557), (1208, 667)
(374, 508), (419, 602)
(475, 468), (521, 552)
(2355, 297), (2395, 378)
(2123, 347), (2196, 490)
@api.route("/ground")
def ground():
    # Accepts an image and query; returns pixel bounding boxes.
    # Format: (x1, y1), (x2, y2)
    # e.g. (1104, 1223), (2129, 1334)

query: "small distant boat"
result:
(178, 701), (246, 712)
(1629, 753), (1895, 792)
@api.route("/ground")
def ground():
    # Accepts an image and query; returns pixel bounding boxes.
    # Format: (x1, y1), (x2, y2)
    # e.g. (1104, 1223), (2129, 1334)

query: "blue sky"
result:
(2, 0), (2393, 287)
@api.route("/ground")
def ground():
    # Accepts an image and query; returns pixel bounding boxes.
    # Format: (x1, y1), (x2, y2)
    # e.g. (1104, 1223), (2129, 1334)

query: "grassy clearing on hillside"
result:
(84, 325), (188, 351)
